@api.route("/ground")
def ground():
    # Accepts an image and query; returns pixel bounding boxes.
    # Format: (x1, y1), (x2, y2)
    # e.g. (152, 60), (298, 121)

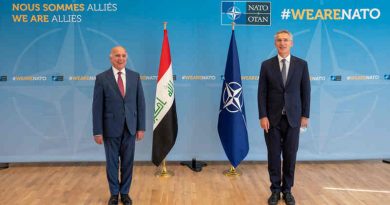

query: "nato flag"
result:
(218, 30), (249, 168)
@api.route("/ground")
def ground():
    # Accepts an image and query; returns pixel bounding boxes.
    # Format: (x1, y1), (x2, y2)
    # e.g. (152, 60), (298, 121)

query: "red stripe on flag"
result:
(157, 30), (171, 82)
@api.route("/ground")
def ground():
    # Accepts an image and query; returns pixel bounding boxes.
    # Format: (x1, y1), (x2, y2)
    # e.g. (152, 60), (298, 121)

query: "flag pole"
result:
(164, 21), (167, 30)
(155, 159), (174, 177)
(154, 21), (174, 178)
(222, 22), (244, 177)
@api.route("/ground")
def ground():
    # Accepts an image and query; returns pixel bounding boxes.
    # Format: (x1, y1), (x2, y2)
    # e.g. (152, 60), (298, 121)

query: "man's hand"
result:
(260, 117), (270, 133)
(136, 131), (145, 141)
(94, 135), (103, 144)
(301, 117), (309, 128)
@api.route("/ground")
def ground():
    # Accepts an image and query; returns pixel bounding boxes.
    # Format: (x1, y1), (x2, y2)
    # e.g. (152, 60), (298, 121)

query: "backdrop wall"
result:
(0, 0), (389, 162)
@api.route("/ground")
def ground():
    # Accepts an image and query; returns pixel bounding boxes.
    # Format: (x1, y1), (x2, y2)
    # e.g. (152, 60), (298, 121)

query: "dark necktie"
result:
(281, 59), (287, 86)
(117, 71), (125, 97)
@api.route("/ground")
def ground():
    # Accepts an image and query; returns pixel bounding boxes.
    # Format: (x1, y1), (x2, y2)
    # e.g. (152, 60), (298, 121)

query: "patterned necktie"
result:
(281, 59), (287, 86)
(117, 71), (125, 97)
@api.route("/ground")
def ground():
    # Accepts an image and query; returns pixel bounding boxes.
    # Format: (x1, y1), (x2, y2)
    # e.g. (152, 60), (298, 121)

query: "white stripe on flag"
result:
(153, 63), (174, 130)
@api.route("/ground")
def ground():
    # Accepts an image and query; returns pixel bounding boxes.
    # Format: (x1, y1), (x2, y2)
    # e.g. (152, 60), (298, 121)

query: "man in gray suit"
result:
(258, 30), (311, 205)
(93, 46), (145, 205)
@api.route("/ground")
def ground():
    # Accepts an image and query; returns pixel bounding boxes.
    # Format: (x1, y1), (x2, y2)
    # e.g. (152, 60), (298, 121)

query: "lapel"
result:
(285, 56), (296, 87)
(106, 68), (123, 98)
(272, 56), (284, 88)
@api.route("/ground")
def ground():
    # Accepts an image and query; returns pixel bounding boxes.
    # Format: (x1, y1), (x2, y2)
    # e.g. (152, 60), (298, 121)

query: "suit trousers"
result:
(264, 115), (300, 193)
(103, 124), (135, 195)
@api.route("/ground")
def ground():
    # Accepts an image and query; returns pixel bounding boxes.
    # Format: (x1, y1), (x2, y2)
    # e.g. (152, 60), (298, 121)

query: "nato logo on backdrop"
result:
(0, 76), (7, 81)
(330, 75), (342, 81)
(221, 1), (271, 26)
(52, 75), (64, 81)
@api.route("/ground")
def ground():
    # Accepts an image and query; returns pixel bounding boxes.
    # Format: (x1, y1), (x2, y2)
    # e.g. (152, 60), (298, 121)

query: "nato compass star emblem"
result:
(227, 6), (241, 21)
(222, 82), (243, 113)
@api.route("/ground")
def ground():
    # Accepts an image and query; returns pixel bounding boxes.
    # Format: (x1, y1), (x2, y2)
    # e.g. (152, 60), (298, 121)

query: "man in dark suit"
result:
(93, 46), (145, 205)
(258, 30), (310, 205)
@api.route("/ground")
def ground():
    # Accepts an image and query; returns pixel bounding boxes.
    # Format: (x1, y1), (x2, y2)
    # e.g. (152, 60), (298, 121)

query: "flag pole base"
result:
(154, 169), (174, 178)
(155, 160), (174, 177)
(0, 163), (9, 170)
(383, 159), (390, 164)
(180, 158), (207, 172)
(223, 166), (242, 176)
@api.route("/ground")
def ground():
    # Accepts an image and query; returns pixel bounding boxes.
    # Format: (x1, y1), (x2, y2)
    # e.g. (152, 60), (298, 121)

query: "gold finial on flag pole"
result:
(155, 159), (174, 177)
(223, 165), (242, 176)
(164, 22), (168, 30)
(232, 22), (235, 30)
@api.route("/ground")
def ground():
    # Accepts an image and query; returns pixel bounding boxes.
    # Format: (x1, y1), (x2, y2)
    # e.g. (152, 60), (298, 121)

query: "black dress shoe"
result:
(108, 195), (119, 205)
(283, 192), (296, 205)
(121, 194), (133, 205)
(268, 192), (280, 205)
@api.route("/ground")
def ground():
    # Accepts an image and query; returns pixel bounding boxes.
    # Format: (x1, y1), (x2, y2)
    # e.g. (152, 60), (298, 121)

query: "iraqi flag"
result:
(217, 30), (249, 168)
(152, 28), (178, 166)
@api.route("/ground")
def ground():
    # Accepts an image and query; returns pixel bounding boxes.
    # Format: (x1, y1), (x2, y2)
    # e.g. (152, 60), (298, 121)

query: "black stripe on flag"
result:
(152, 100), (178, 166)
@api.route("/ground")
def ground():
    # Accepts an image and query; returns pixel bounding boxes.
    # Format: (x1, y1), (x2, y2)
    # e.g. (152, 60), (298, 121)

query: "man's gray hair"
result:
(274, 30), (293, 41)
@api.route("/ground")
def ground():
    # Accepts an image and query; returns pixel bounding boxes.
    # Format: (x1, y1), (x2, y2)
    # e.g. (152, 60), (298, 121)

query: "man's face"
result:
(275, 33), (293, 57)
(110, 47), (127, 70)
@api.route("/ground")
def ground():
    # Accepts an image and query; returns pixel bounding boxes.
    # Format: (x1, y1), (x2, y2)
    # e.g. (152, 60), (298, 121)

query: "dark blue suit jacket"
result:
(93, 68), (145, 137)
(258, 56), (310, 128)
